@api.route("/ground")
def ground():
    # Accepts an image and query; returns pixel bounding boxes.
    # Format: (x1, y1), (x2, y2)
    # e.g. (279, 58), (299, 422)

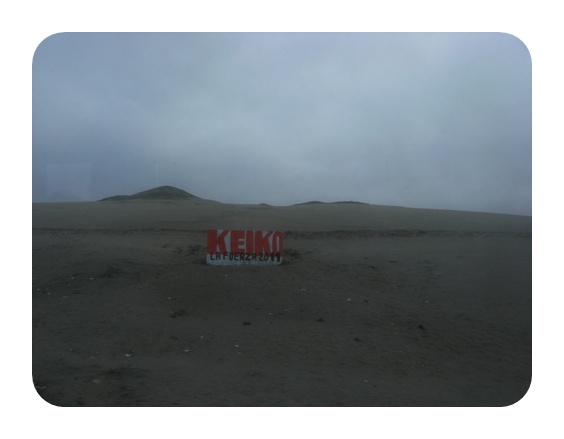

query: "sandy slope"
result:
(32, 199), (531, 406)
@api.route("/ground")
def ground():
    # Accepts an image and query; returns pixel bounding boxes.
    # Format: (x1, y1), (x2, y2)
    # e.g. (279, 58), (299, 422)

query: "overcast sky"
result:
(32, 32), (531, 215)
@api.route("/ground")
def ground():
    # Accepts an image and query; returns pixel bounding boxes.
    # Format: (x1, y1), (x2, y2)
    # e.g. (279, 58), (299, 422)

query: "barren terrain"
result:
(32, 192), (532, 406)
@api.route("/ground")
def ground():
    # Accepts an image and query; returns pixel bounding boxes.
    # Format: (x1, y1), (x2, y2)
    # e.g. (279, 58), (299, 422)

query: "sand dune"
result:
(32, 187), (531, 406)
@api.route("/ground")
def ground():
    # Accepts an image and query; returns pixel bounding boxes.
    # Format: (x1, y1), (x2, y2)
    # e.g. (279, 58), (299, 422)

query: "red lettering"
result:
(207, 229), (229, 253)
(254, 231), (273, 253)
(272, 231), (283, 254)
(207, 230), (283, 264)
(245, 230), (254, 253)
(230, 230), (245, 252)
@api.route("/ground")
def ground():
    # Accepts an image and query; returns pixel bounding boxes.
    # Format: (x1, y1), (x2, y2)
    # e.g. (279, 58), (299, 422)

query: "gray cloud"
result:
(33, 32), (531, 215)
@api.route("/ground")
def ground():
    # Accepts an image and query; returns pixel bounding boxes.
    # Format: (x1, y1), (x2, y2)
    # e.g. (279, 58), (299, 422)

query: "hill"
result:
(99, 185), (199, 201)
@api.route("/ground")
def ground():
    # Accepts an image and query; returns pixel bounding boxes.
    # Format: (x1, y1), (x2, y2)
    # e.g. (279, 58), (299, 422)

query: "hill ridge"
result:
(99, 185), (198, 201)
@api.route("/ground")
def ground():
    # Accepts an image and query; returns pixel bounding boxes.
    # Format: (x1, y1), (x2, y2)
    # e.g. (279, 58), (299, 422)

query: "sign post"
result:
(207, 229), (283, 266)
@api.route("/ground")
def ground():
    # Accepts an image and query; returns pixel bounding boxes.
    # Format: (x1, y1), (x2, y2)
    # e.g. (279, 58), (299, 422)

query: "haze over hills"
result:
(99, 185), (388, 205)
(98, 185), (373, 206)
(95, 185), (530, 217)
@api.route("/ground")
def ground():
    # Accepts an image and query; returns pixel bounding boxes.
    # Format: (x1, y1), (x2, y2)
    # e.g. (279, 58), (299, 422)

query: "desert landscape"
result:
(32, 186), (532, 406)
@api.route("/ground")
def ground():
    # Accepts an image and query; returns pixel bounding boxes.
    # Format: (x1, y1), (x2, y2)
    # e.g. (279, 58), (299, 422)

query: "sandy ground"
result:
(32, 199), (531, 406)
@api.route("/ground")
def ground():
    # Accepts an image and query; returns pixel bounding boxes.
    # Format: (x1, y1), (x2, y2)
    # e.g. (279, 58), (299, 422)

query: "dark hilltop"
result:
(98, 185), (199, 201)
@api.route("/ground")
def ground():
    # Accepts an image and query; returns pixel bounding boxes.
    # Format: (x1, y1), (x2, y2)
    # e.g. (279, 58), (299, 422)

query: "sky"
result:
(32, 32), (531, 215)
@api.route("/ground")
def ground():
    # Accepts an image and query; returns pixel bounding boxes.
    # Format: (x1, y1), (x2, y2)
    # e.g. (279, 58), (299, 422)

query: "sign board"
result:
(207, 229), (283, 266)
